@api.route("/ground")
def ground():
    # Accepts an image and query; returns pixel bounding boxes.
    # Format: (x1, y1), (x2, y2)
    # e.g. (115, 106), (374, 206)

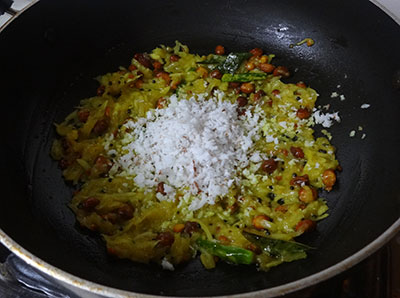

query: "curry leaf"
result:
(198, 52), (252, 74)
(196, 238), (254, 265)
(218, 52), (252, 74)
(243, 231), (313, 262)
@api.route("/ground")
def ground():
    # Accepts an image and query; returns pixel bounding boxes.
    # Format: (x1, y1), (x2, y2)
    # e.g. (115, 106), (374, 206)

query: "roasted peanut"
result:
(273, 66), (290, 78)
(250, 48), (263, 56)
(261, 159), (278, 174)
(252, 214), (271, 230)
(215, 45), (225, 55)
(240, 82), (255, 94)
(322, 169), (336, 191)
(298, 186), (318, 203)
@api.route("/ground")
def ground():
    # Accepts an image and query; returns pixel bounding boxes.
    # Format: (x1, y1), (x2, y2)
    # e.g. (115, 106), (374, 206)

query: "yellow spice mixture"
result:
(51, 42), (339, 271)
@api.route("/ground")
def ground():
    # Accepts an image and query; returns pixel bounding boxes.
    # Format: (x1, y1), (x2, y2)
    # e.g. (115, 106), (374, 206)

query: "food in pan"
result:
(51, 42), (339, 271)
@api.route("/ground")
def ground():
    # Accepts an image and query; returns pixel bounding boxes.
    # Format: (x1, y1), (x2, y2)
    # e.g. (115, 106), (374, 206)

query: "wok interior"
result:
(0, 0), (399, 296)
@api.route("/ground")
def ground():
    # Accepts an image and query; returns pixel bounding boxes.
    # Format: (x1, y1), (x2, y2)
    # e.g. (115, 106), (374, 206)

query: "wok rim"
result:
(1, 0), (400, 296)
(1, 218), (399, 297)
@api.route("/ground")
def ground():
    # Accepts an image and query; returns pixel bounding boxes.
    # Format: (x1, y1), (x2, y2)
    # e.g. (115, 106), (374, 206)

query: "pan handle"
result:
(0, 0), (39, 32)
(0, 0), (13, 16)
(0, 254), (80, 298)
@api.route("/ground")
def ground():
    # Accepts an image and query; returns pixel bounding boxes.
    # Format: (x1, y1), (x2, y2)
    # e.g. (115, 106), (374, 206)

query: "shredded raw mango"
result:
(51, 42), (340, 271)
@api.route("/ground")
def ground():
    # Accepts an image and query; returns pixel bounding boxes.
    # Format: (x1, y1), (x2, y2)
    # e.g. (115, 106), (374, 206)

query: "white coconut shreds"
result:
(361, 103), (370, 109)
(312, 110), (341, 128)
(114, 92), (265, 211)
(161, 258), (174, 271)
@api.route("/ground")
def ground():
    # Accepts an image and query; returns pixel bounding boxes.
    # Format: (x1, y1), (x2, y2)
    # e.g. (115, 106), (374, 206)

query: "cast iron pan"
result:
(0, 0), (399, 296)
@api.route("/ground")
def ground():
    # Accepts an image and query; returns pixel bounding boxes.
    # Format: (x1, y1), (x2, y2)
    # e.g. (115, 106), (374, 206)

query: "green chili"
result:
(197, 56), (226, 65)
(221, 73), (267, 82)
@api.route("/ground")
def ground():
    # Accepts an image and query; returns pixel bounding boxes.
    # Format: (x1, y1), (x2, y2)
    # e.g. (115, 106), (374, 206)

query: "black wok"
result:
(0, 0), (399, 296)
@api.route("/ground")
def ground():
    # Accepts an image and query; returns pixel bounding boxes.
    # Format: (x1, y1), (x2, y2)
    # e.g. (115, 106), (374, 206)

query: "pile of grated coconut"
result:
(114, 92), (265, 210)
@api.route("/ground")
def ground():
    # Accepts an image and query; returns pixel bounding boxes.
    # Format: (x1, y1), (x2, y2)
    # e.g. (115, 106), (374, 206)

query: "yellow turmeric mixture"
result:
(51, 42), (339, 271)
